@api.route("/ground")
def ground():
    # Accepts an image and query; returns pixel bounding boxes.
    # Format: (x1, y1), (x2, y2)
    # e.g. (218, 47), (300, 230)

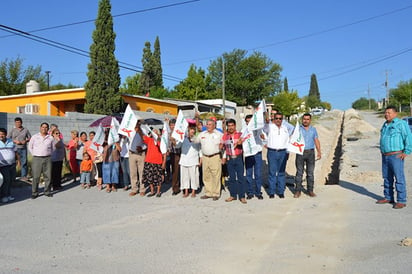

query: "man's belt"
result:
(130, 150), (146, 155)
(267, 148), (286, 152)
(203, 152), (220, 158)
(383, 150), (403, 156)
(227, 154), (242, 159)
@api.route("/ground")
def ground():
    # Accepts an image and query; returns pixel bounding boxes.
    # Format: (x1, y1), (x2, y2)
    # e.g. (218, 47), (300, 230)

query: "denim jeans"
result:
(267, 149), (287, 195)
(17, 147), (28, 177)
(120, 157), (130, 187)
(295, 149), (315, 192)
(80, 172), (91, 184)
(382, 154), (407, 203)
(226, 156), (246, 199)
(245, 152), (263, 196)
(103, 161), (120, 185)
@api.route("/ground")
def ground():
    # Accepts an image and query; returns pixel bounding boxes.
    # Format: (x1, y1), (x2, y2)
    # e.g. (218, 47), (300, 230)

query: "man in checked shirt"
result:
(222, 119), (247, 204)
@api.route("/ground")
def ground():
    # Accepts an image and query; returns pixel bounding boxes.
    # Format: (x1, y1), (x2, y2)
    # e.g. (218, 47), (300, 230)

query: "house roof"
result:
(0, 88), (85, 99)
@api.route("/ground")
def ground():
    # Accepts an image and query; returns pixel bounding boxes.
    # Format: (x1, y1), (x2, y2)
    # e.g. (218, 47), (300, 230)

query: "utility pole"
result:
(368, 84), (371, 110)
(222, 61), (226, 118)
(385, 70), (389, 107)
(45, 71), (51, 90)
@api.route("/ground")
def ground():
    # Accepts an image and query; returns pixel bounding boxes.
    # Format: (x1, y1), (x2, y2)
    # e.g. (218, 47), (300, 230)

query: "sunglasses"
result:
(274, 117), (283, 120)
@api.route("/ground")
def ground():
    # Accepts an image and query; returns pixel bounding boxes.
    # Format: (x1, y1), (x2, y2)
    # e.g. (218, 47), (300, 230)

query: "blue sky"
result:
(1, 0), (411, 110)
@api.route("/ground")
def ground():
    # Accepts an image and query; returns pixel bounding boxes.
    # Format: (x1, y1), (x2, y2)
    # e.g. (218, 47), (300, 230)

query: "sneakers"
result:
(1, 197), (9, 203)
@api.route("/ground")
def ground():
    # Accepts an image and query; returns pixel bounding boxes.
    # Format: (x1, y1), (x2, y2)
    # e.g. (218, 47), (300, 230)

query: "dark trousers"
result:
(170, 153), (181, 193)
(51, 161), (63, 189)
(295, 149), (315, 192)
(226, 156), (246, 199)
(0, 164), (15, 198)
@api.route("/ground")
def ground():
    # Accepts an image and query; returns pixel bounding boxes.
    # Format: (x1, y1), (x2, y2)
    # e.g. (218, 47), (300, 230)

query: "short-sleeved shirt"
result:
(300, 125), (319, 150)
(7, 127), (31, 149)
(222, 131), (243, 156)
(143, 135), (163, 165)
(0, 138), (16, 166)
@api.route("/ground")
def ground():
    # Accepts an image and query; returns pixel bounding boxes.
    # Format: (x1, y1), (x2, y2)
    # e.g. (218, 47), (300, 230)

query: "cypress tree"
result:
(152, 36), (163, 89)
(138, 42), (153, 95)
(309, 73), (320, 100)
(84, 0), (121, 114)
(283, 77), (289, 92)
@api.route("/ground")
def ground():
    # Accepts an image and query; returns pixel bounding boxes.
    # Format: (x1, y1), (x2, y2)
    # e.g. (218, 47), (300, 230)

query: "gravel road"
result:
(0, 110), (411, 274)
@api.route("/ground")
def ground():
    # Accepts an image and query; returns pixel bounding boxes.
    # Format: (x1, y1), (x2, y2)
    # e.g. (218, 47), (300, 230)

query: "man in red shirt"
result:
(222, 119), (247, 204)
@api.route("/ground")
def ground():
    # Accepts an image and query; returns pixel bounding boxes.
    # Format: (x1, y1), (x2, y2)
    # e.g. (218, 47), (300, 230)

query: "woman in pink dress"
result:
(66, 130), (79, 181)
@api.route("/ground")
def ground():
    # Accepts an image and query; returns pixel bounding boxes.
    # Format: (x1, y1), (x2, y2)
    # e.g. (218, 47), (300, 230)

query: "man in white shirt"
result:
(0, 128), (17, 203)
(263, 112), (292, 199)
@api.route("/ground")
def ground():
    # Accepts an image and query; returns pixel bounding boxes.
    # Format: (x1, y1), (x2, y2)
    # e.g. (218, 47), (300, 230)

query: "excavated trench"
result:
(325, 113), (344, 185)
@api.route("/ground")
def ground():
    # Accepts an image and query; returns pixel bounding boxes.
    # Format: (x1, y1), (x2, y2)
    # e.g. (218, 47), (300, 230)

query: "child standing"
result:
(80, 152), (93, 189)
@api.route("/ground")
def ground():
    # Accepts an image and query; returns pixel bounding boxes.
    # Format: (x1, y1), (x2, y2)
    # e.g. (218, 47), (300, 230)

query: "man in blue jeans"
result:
(377, 106), (412, 209)
(294, 113), (321, 198)
(7, 117), (31, 181)
(222, 119), (247, 204)
(263, 112), (293, 199)
(244, 114), (264, 200)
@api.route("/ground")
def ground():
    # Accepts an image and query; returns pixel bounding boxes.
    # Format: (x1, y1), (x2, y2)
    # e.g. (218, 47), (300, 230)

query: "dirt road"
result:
(0, 110), (411, 274)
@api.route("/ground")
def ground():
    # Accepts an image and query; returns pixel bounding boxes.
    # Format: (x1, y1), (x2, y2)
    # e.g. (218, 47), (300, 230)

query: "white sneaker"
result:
(1, 197), (9, 203)
(8, 196), (15, 201)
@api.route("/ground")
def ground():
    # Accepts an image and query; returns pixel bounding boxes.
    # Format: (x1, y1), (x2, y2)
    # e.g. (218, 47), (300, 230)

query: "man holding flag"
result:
(293, 113), (321, 198)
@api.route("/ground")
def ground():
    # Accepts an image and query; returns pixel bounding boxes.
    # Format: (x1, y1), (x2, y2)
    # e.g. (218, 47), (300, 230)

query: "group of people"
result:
(1, 105), (410, 208)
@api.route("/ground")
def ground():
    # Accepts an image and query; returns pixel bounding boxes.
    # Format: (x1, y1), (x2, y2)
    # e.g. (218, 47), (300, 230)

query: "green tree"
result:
(208, 49), (282, 105)
(283, 77), (289, 92)
(120, 74), (141, 95)
(152, 36), (163, 89)
(390, 80), (412, 106)
(0, 57), (47, 95)
(352, 97), (378, 110)
(306, 73), (321, 108)
(173, 64), (213, 100)
(84, 0), (121, 114)
(271, 91), (302, 118)
(138, 42), (153, 95)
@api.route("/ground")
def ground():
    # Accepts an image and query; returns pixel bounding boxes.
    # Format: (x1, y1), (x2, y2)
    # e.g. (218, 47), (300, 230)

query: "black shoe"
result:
(172, 191), (181, 196)
(147, 193), (156, 197)
(31, 194), (38, 199)
(256, 195), (264, 200)
(278, 194), (285, 199)
(269, 194), (275, 199)
(246, 195), (254, 200)
(45, 193), (53, 197)
(156, 193), (162, 198)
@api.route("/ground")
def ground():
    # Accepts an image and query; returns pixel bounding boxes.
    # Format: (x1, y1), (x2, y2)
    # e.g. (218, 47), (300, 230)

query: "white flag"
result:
(287, 121), (305, 155)
(118, 105), (140, 138)
(141, 124), (159, 145)
(241, 127), (260, 157)
(108, 117), (120, 146)
(160, 120), (170, 154)
(247, 99), (266, 131)
(90, 124), (105, 152)
(171, 110), (188, 143)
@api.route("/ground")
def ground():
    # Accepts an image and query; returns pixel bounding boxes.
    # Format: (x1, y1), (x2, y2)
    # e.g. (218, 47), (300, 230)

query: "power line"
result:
(164, 4), (412, 66)
(290, 47), (412, 88)
(0, 0), (200, 39)
(0, 24), (183, 82)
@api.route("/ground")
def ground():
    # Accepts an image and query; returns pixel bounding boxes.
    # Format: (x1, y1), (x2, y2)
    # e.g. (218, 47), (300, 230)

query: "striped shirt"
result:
(222, 131), (243, 156)
(380, 118), (412, 155)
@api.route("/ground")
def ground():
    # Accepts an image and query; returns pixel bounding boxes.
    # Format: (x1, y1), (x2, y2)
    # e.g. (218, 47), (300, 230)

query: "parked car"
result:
(402, 117), (412, 133)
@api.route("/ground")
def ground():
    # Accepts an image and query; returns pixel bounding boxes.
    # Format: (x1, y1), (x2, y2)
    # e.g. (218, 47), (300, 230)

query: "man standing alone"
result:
(377, 106), (412, 209)
(28, 123), (55, 199)
(293, 113), (321, 198)
(8, 117), (31, 181)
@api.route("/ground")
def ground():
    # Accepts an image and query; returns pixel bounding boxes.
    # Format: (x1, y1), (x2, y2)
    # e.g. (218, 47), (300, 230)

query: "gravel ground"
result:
(0, 110), (411, 274)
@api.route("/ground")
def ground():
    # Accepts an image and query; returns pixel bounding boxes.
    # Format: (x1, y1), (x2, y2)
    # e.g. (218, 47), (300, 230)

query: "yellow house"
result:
(0, 88), (199, 117)
(0, 88), (86, 116)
